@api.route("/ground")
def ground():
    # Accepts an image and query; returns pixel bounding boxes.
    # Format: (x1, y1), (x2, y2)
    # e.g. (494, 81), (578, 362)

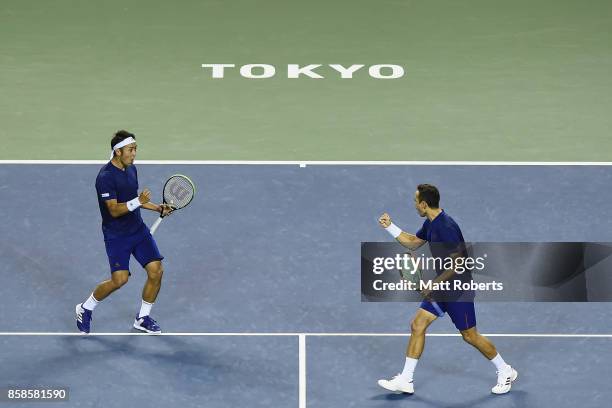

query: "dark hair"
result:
(417, 184), (440, 208)
(110, 130), (136, 156)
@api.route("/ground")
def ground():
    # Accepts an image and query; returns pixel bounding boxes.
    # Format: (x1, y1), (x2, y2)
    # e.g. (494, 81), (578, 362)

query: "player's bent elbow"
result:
(412, 239), (426, 250)
(405, 242), (423, 251)
(400, 237), (425, 251)
(104, 200), (125, 218)
(398, 239), (417, 250)
(108, 206), (124, 218)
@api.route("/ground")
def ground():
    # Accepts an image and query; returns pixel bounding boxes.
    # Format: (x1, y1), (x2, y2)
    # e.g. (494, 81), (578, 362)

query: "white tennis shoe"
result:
(491, 366), (518, 394)
(377, 374), (414, 394)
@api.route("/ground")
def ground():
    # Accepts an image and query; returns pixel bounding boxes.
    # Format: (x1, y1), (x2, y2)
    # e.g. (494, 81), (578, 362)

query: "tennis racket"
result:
(149, 174), (196, 235)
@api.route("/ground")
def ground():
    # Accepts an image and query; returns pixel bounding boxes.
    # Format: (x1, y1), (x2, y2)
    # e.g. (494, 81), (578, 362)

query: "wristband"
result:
(127, 197), (142, 212)
(385, 223), (403, 239)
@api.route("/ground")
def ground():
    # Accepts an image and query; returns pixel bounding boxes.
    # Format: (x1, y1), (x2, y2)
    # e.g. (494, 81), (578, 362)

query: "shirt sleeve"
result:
(96, 172), (117, 201)
(415, 220), (429, 240)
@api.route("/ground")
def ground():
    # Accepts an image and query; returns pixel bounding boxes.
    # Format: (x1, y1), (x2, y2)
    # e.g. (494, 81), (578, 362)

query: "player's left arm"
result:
(142, 202), (174, 217)
(141, 202), (161, 212)
(141, 202), (175, 217)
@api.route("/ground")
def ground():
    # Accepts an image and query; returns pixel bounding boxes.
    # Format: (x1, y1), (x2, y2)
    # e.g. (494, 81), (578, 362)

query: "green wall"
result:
(2, 0), (611, 160)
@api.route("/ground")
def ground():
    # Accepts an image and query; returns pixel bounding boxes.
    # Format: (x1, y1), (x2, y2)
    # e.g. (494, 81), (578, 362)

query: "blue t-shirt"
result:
(95, 162), (144, 240)
(416, 210), (464, 246)
(416, 210), (470, 274)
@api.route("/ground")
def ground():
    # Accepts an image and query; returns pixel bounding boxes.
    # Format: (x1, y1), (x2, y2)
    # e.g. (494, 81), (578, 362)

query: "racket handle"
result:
(150, 217), (163, 235)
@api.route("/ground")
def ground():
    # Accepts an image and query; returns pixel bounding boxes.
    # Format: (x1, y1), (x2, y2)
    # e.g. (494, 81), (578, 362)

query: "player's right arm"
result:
(378, 213), (426, 250)
(105, 190), (151, 218)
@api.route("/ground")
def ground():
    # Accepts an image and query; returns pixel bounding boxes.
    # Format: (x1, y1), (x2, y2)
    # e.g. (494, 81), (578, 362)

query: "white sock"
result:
(490, 353), (510, 371)
(138, 300), (153, 318)
(400, 357), (418, 381)
(82, 293), (99, 311)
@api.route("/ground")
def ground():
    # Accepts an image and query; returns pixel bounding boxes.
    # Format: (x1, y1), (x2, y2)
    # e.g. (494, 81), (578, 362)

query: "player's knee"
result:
(111, 273), (129, 288)
(410, 318), (428, 335)
(461, 329), (478, 345)
(147, 264), (164, 283)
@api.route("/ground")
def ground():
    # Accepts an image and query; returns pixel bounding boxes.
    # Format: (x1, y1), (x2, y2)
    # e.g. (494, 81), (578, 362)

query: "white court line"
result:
(3, 331), (608, 408)
(299, 334), (306, 408)
(0, 332), (611, 337)
(1, 160), (612, 166)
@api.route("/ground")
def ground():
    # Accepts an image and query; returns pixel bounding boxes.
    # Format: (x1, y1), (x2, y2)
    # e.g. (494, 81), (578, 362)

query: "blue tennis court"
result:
(307, 335), (610, 408)
(1, 163), (611, 407)
(0, 334), (298, 408)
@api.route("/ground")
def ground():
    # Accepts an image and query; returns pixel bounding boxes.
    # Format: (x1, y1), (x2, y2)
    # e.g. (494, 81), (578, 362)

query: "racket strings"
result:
(163, 176), (194, 209)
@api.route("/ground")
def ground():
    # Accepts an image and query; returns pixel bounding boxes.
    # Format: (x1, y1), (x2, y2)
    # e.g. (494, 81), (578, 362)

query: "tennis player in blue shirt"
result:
(75, 130), (174, 334)
(377, 184), (517, 395)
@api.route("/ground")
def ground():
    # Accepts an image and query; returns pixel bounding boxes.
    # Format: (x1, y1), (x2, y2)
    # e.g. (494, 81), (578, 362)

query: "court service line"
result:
(1, 160), (612, 166)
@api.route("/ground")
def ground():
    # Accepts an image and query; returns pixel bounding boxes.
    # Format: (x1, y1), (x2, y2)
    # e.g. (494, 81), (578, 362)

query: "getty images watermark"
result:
(361, 242), (612, 302)
(371, 252), (504, 293)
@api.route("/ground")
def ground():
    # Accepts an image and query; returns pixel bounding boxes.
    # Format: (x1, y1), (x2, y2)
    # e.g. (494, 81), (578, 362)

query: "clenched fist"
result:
(378, 213), (391, 228)
(139, 189), (151, 205)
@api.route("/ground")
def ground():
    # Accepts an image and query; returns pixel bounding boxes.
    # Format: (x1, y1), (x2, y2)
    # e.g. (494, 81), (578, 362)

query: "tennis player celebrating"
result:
(377, 184), (517, 395)
(75, 130), (174, 334)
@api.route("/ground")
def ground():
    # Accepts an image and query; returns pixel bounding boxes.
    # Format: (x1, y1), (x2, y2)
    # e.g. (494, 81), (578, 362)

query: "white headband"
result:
(110, 137), (136, 159)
